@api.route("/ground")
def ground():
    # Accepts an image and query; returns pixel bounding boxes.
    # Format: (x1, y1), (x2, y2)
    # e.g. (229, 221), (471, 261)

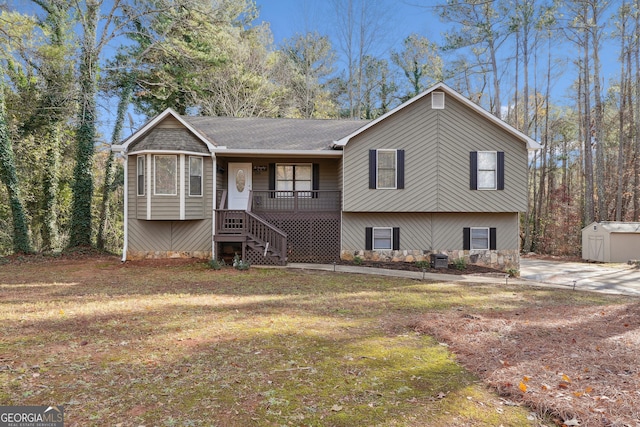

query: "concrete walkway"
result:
(286, 260), (640, 297)
(287, 262), (517, 285)
(520, 258), (640, 297)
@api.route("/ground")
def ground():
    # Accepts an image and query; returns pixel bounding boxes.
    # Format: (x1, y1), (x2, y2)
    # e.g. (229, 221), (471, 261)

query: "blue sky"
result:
(254, 0), (444, 57)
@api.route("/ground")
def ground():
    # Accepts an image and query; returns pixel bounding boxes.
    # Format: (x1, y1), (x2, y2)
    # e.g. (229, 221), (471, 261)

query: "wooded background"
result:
(0, 0), (634, 257)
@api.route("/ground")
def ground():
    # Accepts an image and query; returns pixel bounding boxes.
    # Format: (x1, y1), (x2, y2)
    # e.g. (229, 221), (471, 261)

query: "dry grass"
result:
(414, 290), (640, 426)
(0, 255), (635, 426)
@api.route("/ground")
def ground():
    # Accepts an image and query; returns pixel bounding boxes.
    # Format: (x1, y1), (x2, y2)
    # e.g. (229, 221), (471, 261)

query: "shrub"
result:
(415, 260), (430, 269)
(208, 258), (225, 270)
(453, 257), (467, 270)
(353, 256), (363, 265)
(506, 268), (519, 277)
(233, 253), (250, 270)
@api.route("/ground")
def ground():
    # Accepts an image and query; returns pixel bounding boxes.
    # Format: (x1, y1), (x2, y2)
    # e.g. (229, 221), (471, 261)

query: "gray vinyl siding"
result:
(128, 219), (211, 252)
(342, 213), (432, 251)
(343, 93), (528, 212)
(432, 212), (519, 250)
(185, 156), (211, 220)
(342, 212), (519, 251)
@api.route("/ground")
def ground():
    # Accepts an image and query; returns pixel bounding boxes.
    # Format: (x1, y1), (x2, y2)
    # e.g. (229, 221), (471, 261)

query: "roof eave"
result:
(211, 148), (343, 158)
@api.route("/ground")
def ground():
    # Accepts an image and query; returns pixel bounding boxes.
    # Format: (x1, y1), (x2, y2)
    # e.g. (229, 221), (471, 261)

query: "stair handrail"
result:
(244, 210), (287, 261)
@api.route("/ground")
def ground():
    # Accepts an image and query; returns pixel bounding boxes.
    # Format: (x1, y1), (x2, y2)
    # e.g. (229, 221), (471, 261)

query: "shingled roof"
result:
(183, 116), (368, 151)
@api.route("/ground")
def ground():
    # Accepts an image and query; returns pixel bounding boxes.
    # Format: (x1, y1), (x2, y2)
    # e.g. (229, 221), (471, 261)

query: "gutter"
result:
(121, 153), (128, 262)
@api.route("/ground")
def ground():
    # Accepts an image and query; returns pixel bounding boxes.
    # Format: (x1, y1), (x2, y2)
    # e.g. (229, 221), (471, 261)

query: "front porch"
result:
(214, 190), (342, 265)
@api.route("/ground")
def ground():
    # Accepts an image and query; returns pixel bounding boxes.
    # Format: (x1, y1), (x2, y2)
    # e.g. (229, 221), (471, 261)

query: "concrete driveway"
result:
(520, 258), (640, 296)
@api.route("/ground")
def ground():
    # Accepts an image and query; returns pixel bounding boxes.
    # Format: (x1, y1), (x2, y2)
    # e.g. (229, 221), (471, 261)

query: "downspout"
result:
(122, 153), (128, 262)
(211, 152), (217, 260)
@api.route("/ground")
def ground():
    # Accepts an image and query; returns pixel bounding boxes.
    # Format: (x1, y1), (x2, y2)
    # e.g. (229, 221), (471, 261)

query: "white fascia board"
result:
(128, 149), (210, 157)
(334, 82), (542, 151)
(211, 148), (342, 158)
(119, 108), (217, 153)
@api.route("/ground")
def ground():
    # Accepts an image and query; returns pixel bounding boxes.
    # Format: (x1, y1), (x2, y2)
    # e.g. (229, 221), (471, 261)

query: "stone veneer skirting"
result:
(340, 249), (520, 272)
(127, 251), (211, 260)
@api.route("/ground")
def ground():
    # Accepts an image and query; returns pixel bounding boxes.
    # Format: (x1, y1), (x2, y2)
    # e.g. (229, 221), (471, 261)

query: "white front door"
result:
(228, 163), (252, 210)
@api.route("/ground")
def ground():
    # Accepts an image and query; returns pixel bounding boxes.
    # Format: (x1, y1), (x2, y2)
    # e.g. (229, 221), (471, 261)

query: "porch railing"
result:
(251, 190), (341, 213)
(216, 209), (287, 260)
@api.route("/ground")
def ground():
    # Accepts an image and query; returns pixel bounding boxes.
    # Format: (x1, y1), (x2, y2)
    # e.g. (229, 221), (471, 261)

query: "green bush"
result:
(453, 257), (467, 270)
(353, 256), (363, 265)
(233, 253), (250, 270)
(415, 260), (430, 269)
(208, 258), (225, 270)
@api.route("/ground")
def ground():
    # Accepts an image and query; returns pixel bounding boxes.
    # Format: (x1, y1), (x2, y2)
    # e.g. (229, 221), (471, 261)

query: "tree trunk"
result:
(97, 80), (133, 250)
(591, 1), (606, 221)
(0, 75), (33, 254)
(616, 9), (627, 221)
(69, 0), (99, 248)
(41, 124), (61, 251)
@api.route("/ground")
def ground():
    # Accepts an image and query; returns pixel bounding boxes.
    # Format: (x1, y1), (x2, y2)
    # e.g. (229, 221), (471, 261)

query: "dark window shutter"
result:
(268, 163), (276, 198)
(312, 163), (320, 198)
(489, 227), (497, 250)
(365, 227), (373, 250)
(463, 227), (471, 250)
(497, 152), (504, 190)
(369, 150), (376, 189)
(392, 227), (400, 250)
(397, 150), (405, 189)
(470, 152), (478, 190)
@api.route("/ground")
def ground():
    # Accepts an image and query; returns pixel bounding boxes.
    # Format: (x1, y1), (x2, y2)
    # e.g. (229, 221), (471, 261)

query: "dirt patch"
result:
(413, 303), (640, 426)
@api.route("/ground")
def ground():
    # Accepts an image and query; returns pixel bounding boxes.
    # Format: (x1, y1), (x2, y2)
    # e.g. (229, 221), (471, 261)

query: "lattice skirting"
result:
(259, 213), (341, 263)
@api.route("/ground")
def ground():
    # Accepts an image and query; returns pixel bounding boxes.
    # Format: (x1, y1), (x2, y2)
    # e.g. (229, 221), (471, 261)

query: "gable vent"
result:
(432, 92), (445, 109)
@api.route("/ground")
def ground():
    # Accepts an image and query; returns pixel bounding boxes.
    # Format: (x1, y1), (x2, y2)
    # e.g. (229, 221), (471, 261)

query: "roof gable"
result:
(113, 108), (216, 153)
(334, 82), (541, 151)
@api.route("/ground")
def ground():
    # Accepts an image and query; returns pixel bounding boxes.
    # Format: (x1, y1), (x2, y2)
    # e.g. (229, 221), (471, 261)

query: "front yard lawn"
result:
(0, 256), (634, 426)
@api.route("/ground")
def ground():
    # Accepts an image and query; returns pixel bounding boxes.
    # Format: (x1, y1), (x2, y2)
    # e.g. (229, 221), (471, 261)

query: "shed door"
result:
(588, 236), (604, 262)
(228, 163), (252, 210)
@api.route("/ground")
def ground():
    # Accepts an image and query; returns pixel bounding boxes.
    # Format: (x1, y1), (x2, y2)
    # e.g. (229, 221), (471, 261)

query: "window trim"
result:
(376, 149), (397, 190)
(477, 151), (497, 190)
(275, 163), (313, 198)
(154, 154), (178, 196)
(372, 227), (393, 250)
(137, 156), (145, 196)
(188, 156), (203, 197)
(470, 227), (490, 250)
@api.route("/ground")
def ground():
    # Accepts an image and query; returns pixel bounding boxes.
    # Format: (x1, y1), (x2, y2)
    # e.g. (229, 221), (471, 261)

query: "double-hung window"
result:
(369, 149), (405, 189)
(154, 155), (177, 195)
(189, 156), (203, 197)
(377, 150), (397, 189)
(471, 227), (490, 250)
(276, 164), (312, 197)
(365, 227), (400, 251)
(470, 151), (504, 190)
(477, 151), (497, 190)
(137, 156), (145, 196)
(463, 227), (496, 251)
(373, 227), (392, 250)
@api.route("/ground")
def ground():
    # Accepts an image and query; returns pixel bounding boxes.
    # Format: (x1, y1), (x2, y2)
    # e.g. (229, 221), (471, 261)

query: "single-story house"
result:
(582, 221), (640, 263)
(112, 82), (540, 271)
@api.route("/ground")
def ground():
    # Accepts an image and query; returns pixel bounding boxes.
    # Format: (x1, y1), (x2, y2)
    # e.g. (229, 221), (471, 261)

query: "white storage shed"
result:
(582, 221), (640, 262)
